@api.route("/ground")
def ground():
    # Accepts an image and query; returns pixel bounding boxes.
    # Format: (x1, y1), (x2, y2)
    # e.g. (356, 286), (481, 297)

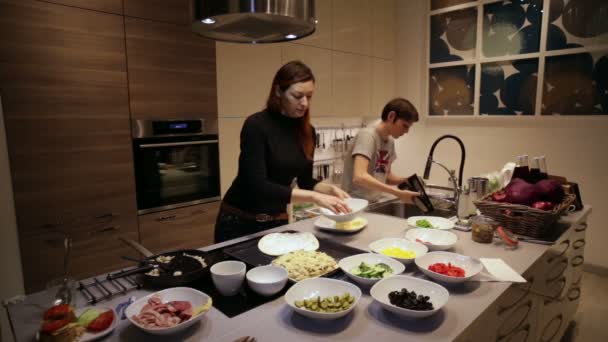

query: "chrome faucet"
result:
(422, 135), (466, 215)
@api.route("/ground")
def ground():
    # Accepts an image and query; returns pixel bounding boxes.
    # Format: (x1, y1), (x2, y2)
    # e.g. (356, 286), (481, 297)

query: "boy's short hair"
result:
(381, 98), (419, 123)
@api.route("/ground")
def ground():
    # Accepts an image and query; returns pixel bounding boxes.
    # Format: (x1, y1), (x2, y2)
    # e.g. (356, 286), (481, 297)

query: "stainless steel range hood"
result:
(191, 0), (316, 44)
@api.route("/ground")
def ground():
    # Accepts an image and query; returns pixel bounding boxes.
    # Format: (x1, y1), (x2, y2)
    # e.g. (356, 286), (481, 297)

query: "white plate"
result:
(338, 253), (405, 286)
(36, 307), (118, 342)
(319, 198), (369, 222)
(407, 216), (454, 230)
(126, 287), (211, 335)
(314, 216), (367, 233)
(370, 275), (449, 319)
(405, 228), (458, 251)
(258, 232), (319, 256)
(415, 251), (483, 284)
(77, 307), (118, 341)
(284, 278), (361, 320)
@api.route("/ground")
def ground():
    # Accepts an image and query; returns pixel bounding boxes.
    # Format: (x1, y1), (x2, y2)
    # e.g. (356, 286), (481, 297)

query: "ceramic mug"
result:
(210, 261), (246, 296)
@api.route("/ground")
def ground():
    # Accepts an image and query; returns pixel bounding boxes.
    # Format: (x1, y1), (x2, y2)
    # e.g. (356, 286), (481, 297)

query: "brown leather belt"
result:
(221, 202), (288, 223)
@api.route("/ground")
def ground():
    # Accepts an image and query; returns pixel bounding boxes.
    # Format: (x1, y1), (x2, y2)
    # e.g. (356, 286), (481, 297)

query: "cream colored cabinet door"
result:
(332, 0), (372, 55)
(332, 51), (372, 117)
(282, 44), (332, 116)
(218, 117), (246, 195)
(216, 42), (283, 117)
(371, 58), (396, 116)
(298, 0), (332, 49)
(372, 0), (396, 59)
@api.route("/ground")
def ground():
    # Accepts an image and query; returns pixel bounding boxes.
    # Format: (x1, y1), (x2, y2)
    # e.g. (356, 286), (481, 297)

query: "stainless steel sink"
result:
(367, 200), (456, 219)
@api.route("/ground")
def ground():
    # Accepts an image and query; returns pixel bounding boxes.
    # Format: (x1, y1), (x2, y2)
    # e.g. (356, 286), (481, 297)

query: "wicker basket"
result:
(473, 193), (576, 238)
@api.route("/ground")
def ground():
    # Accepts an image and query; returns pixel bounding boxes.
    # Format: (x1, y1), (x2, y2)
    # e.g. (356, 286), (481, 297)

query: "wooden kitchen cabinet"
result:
(332, 51), (372, 117)
(139, 201), (220, 253)
(125, 17), (217, 120)
(124, 0), (190, 25)
(41, 0), (123, 14)
(0, 0), (138, 293)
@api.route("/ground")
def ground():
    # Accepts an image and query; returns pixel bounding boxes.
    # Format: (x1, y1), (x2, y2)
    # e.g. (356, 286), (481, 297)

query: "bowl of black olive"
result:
(370, 275), (449, 318)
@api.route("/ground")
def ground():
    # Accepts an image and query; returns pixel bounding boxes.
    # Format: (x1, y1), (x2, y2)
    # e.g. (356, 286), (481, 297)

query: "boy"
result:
(342, 98), (420, 203)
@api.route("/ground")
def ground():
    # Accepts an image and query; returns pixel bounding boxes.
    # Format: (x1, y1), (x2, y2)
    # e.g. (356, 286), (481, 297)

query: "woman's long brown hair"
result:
(266, 61), (315, 160)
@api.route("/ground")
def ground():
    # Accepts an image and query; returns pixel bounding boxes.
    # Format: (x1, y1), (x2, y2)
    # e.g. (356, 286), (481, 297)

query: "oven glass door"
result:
(134, 136), (220, 214)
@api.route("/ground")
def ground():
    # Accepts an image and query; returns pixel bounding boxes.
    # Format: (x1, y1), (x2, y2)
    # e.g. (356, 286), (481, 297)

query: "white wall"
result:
(394, 0), (608, 268)
(0, 96), (23, 342)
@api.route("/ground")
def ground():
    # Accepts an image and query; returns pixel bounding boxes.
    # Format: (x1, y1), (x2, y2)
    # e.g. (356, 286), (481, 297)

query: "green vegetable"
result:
(77, 308), (100, 327)
(350, 262), (394, 279)
(416, 219), (435, 228)
(296, 293), (355, 312)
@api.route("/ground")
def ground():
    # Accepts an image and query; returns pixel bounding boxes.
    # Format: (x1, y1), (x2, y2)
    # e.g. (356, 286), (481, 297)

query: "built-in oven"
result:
(132, 118), (220, 215)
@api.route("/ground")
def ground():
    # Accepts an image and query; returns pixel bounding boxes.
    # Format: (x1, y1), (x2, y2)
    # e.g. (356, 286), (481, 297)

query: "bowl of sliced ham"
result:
(126, 287), (212, 335)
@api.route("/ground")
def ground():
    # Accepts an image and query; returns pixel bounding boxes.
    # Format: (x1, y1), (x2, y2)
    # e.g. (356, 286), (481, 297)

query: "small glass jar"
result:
(471, 215), (497, 243)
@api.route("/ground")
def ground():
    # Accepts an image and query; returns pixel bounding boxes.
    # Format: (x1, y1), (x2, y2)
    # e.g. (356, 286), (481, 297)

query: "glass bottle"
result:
(529, 157), (541, 183)
(538, 155), (548, 180)
(511, 154), (530, 182)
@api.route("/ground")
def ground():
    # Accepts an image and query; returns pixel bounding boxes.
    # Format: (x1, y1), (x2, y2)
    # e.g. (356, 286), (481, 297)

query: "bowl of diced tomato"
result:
(415, 251), (483, 284)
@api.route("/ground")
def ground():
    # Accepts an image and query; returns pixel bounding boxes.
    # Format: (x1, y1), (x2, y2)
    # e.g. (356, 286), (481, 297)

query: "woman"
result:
(215, 60), (350, 243)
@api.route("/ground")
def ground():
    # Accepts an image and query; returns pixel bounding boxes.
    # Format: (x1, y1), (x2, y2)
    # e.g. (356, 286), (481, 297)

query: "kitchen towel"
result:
(473, 258), (527, 283)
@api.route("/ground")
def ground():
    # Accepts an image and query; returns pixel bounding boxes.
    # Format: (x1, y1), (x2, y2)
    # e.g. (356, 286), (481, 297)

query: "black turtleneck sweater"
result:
(222, 110), (319, 214)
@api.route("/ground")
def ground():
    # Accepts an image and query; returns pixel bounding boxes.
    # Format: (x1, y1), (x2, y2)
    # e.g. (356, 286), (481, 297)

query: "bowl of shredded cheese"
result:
(369, 238), (428, 265)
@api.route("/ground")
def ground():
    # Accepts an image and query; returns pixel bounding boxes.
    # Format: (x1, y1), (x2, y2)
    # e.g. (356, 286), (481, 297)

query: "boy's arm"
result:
(386, 169), (407, 186)
(352, 155), (411, 198)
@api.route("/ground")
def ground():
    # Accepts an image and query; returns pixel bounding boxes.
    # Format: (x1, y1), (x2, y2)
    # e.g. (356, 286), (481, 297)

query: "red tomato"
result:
(87, 310), (114, 332)
(40, 318), (71, 334)
(428, 262), (465, 277)
(43, 304), (71, 321)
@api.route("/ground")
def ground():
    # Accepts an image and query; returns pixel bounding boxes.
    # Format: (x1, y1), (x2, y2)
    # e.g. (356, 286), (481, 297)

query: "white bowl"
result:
(246, 265), (288, 296)
(370, 275), (449, 319)
(211, 260), (246, 296)
(338, 253), (405, 286)
(369, 238), (428, 264)
(284, 278), (362, 320)
(405, 228), (458, 251)
(407, 216), (455, 230)
(415, 251), (483, 284)
(319, 198), (368, 222)
(126, 287), (211, 335)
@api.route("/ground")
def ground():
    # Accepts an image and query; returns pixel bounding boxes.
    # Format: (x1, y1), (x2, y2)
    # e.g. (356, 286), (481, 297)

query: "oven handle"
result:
(139, 140), (218, 148)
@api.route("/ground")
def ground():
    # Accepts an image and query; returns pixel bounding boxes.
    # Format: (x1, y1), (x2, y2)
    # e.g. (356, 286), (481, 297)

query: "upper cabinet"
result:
(124, 0), (190, 25)
(332, 51), (372, 117)
(216, 43), (283, 117)
(372, 59), (396, 115)
(42, 0), (123, 14)
(125, 18), (217, 120)
(298, 0), (332, 49)
(332, 0), (372, 55)
(372, 0), (396, 59)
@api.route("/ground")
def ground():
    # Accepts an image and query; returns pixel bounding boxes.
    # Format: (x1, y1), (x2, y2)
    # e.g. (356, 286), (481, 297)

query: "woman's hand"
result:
(312, 193), (352, 214)
(396, 190), (420, 204)
(313, 183), (351, 200)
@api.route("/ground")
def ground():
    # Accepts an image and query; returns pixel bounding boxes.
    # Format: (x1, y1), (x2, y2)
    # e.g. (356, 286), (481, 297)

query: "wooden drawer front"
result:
(20, 213), (140, 293)
(529, 239), (572, 300)
(139, 202), (220, 253)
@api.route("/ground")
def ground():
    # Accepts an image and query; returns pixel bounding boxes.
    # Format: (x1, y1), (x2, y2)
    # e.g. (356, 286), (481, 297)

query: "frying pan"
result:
(110, 238), (210, 288)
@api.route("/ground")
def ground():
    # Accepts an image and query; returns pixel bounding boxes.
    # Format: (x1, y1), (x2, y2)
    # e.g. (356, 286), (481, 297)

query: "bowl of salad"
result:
(338, 253), (405, 286)
(407, 216), (454, 230)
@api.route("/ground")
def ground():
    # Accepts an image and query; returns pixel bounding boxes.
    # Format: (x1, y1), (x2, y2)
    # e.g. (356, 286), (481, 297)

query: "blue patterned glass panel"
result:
(482, 0), (543, 57)
(480, 59), (539, 115)
(430, 8), (477, 63)
(542, 51), (608, 115)
(429, 65), (476, 115)
(547, 0), (608, 51)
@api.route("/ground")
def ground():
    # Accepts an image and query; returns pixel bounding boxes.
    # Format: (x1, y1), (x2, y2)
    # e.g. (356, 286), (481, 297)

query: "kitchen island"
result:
(5, 207), (591, 342)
